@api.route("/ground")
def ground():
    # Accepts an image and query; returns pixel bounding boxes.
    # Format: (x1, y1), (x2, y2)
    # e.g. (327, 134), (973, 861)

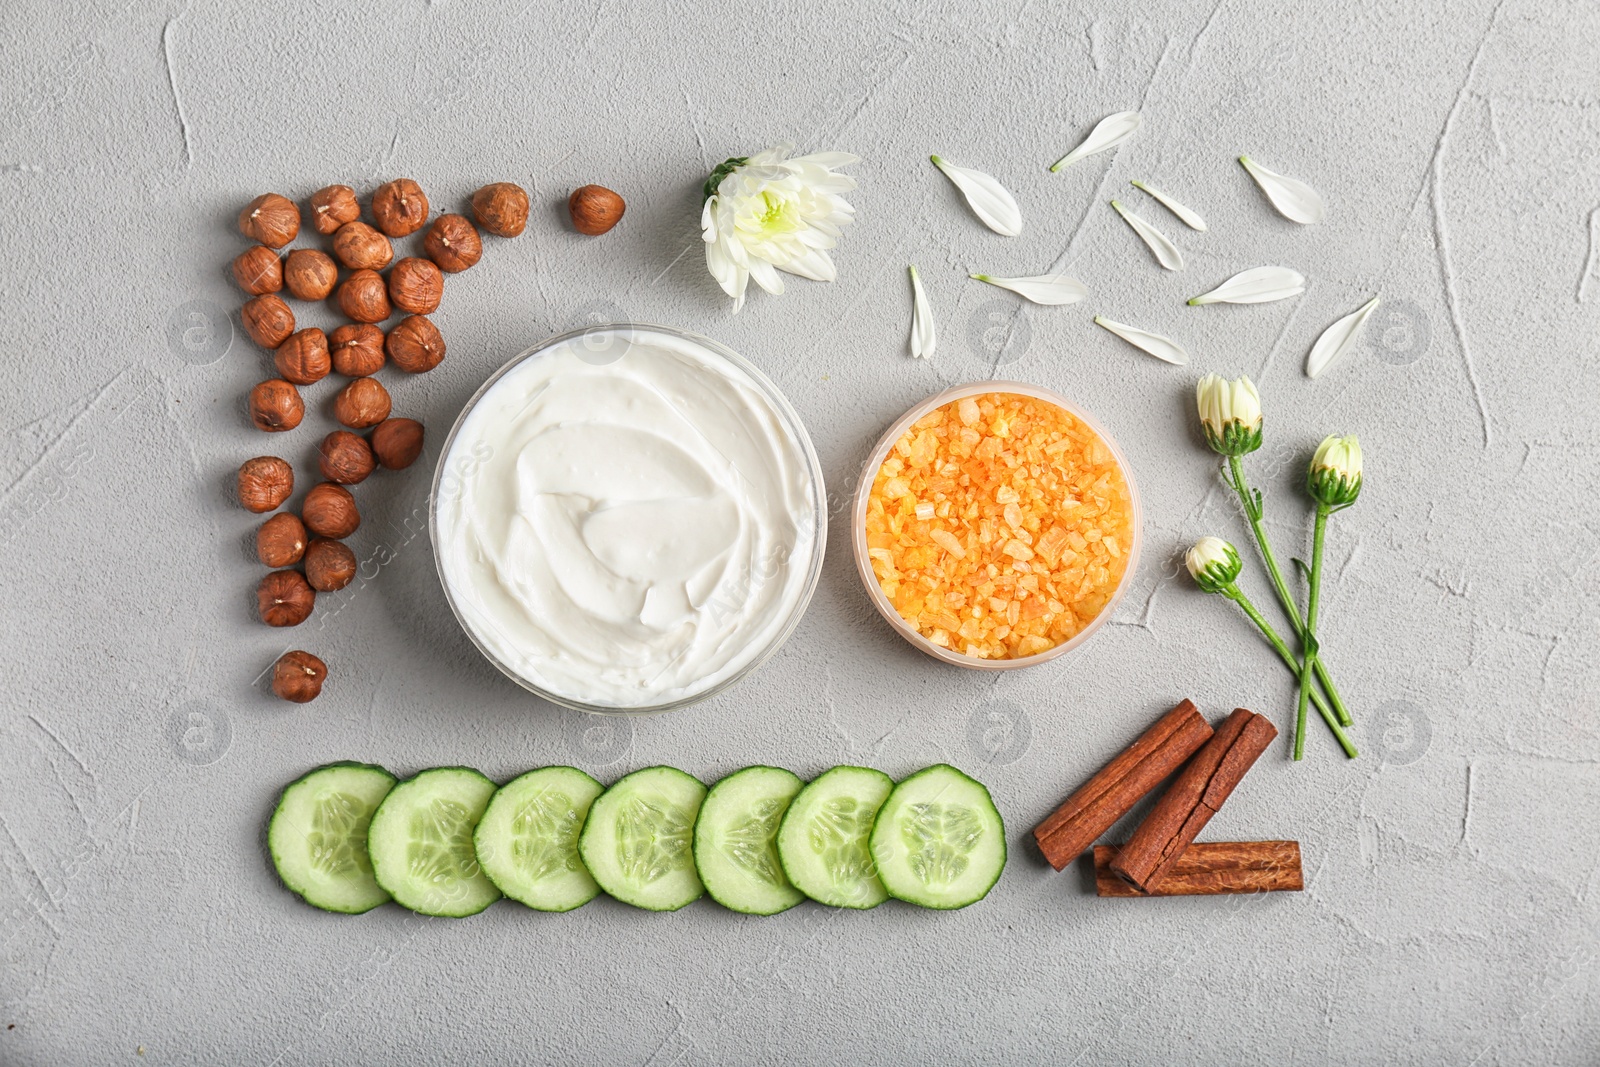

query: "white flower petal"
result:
(779, 246), (837, 282)
(1239, 156), (1326, 225)
(748, 257), (785, 296)
(1049, 111), (1142, 172)
(1110, 199), (1184, 271)
(1094, 316), (1189, 365)
(1129, 180), (1207, 231)
(705, 238), (739, 293)
(969, 273), (1087, 305)
(930, 155), (1022, 237)
(908, 265), (936, 360)
(1188, 266), (1306, 306)
(1305, 296), (1380, 379)
(790, 151), (859, 170)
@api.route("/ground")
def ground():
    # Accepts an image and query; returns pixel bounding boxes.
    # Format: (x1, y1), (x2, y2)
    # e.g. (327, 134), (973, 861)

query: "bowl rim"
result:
(428, 321), (829, 715)
(850, 380), (1143, 671)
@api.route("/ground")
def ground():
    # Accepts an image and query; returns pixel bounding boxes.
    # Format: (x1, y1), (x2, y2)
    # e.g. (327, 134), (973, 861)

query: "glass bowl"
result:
(851, 380), (1143, 671)
(429, 323), (828, 715)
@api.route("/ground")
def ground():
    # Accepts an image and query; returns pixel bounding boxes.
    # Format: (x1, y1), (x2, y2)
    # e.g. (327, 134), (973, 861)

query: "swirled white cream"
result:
(434, 326), (820, 708)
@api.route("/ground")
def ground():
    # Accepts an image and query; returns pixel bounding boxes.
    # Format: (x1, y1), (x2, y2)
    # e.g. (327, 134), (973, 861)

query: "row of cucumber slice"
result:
(268, 761), (1005, 917)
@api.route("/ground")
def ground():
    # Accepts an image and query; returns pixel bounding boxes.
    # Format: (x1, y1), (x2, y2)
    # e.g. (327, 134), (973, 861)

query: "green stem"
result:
(1295, 505), (1331, 760)
(1226, 455), (1354, 727)
(1225, 585), (1358, 759)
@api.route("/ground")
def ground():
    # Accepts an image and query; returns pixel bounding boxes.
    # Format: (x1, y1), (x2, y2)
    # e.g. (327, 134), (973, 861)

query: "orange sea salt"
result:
(864, 392), (1135, 660)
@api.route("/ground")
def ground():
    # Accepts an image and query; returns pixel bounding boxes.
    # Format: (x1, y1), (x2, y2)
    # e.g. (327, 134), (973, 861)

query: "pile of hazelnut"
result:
(235, 178), (532, 703)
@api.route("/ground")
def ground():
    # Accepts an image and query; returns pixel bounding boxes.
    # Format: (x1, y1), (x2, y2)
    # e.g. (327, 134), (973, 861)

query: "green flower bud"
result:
(1186, 536), (1243, 594)
(1308, 434), (1363, 507)
(1196, 373), (1263, 456)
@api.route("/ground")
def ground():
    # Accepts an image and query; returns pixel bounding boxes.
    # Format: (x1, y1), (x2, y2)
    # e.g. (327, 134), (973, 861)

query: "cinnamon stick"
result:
(1109, 707), (1278, 892)
(1032, 700), (1214, 870)
(1094, 841), (1303, 897)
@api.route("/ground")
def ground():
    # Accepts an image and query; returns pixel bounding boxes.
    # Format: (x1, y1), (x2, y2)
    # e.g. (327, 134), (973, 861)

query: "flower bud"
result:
(1195, 374), (1263, 456)
(1185, 536), (1243, 594)
(1308, 434), (1362, 507)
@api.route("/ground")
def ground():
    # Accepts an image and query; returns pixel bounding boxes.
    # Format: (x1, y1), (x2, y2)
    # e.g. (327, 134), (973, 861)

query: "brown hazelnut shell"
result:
(337, 270), (391, 324)
(302, 482), (361, 539)
(231, 246), (283, 295)
(242, 293), (296, 349)
(271, 650), (327, 702)
(472, 182), (530, 238)
(331, 221), (394, 271)
(309, 184), (360, 235)
(334, 377), (392, 429)
(329, 323), (386, 377)
(385, 315), (446, 373)
(257, 570), (315, 627)
(283, 249), (339, 301)
(370, 418), (425, 470)
(568, 185), (626, 235)
(256, 512), (308, 567)
(248, 379), (304, 432)
(372, 178), (430, 238)
(424, 214), (483, 273)
(273, 328), (331, 385)
(304, 538), (359, 592)
(318, 430), (376, 484)
(388, 257), (443, 315)
(238, 193), (301, 248)
(237, 456), (294, 512)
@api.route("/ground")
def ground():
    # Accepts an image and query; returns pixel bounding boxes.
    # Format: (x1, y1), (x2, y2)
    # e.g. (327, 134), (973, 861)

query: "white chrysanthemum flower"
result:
(700, 145), (858, 313)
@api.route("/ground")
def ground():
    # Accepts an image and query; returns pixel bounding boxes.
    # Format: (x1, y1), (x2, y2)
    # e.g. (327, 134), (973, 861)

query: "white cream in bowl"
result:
(432, 325), (823, 711)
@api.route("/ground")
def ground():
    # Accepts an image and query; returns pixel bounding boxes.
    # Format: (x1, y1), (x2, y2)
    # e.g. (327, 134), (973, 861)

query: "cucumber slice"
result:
(868, 764), (1006, 910)
(776, 766), (893, 909)
(474, 766), (604, 912)
(578, 766), (706, 911)
(693, 766), (805, 915)
(367, 767), (502, 917)
(268, 762), (396, 914)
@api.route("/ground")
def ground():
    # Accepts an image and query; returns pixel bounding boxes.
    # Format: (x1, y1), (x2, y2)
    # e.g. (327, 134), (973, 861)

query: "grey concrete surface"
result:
(2, 0), (1598, 1063)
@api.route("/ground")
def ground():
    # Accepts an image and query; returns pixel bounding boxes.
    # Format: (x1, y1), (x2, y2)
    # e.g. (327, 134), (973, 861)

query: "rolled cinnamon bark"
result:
(1032, 700), (1214, 870)
(1093, 841), (1303, 896)
(1108, 707), (1278, 892)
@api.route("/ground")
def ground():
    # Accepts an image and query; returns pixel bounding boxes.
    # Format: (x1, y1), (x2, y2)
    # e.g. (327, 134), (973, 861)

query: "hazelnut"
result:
(472, 182), (530, 237)
(304, 538), (358, 592)
(257, 570), (315, 627)
(337, 269), (391, 323)
(256, 512), (307, 567)
(271, 650), (327, 703)
(237, 456), (294, 512)
(370, 418), (425, 470)
(241, 293), (295, 349)
(231, 246), (283, 295)
(424, 214), (482, 273)
(309, 184), (360, 235)
(302, 482), (361, 538)
(318, 430), (376, 484)
(273, 328), (331, 385)
(248, 379), (304, 432)
(372, 178), (429, 237)
(388, 257), (443, 315)
(331, 221), (393, 271)
(238, 192), (301, 248)
(568, 185), (625, 235)
(333, 376), (391, 429)
(329, 323), (386, 377)
(283, 249), (339, 301)
(385, 315), (445, 373)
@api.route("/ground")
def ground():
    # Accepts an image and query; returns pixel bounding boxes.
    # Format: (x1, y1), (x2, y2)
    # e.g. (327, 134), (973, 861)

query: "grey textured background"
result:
(2, 0), (1597, 1063)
